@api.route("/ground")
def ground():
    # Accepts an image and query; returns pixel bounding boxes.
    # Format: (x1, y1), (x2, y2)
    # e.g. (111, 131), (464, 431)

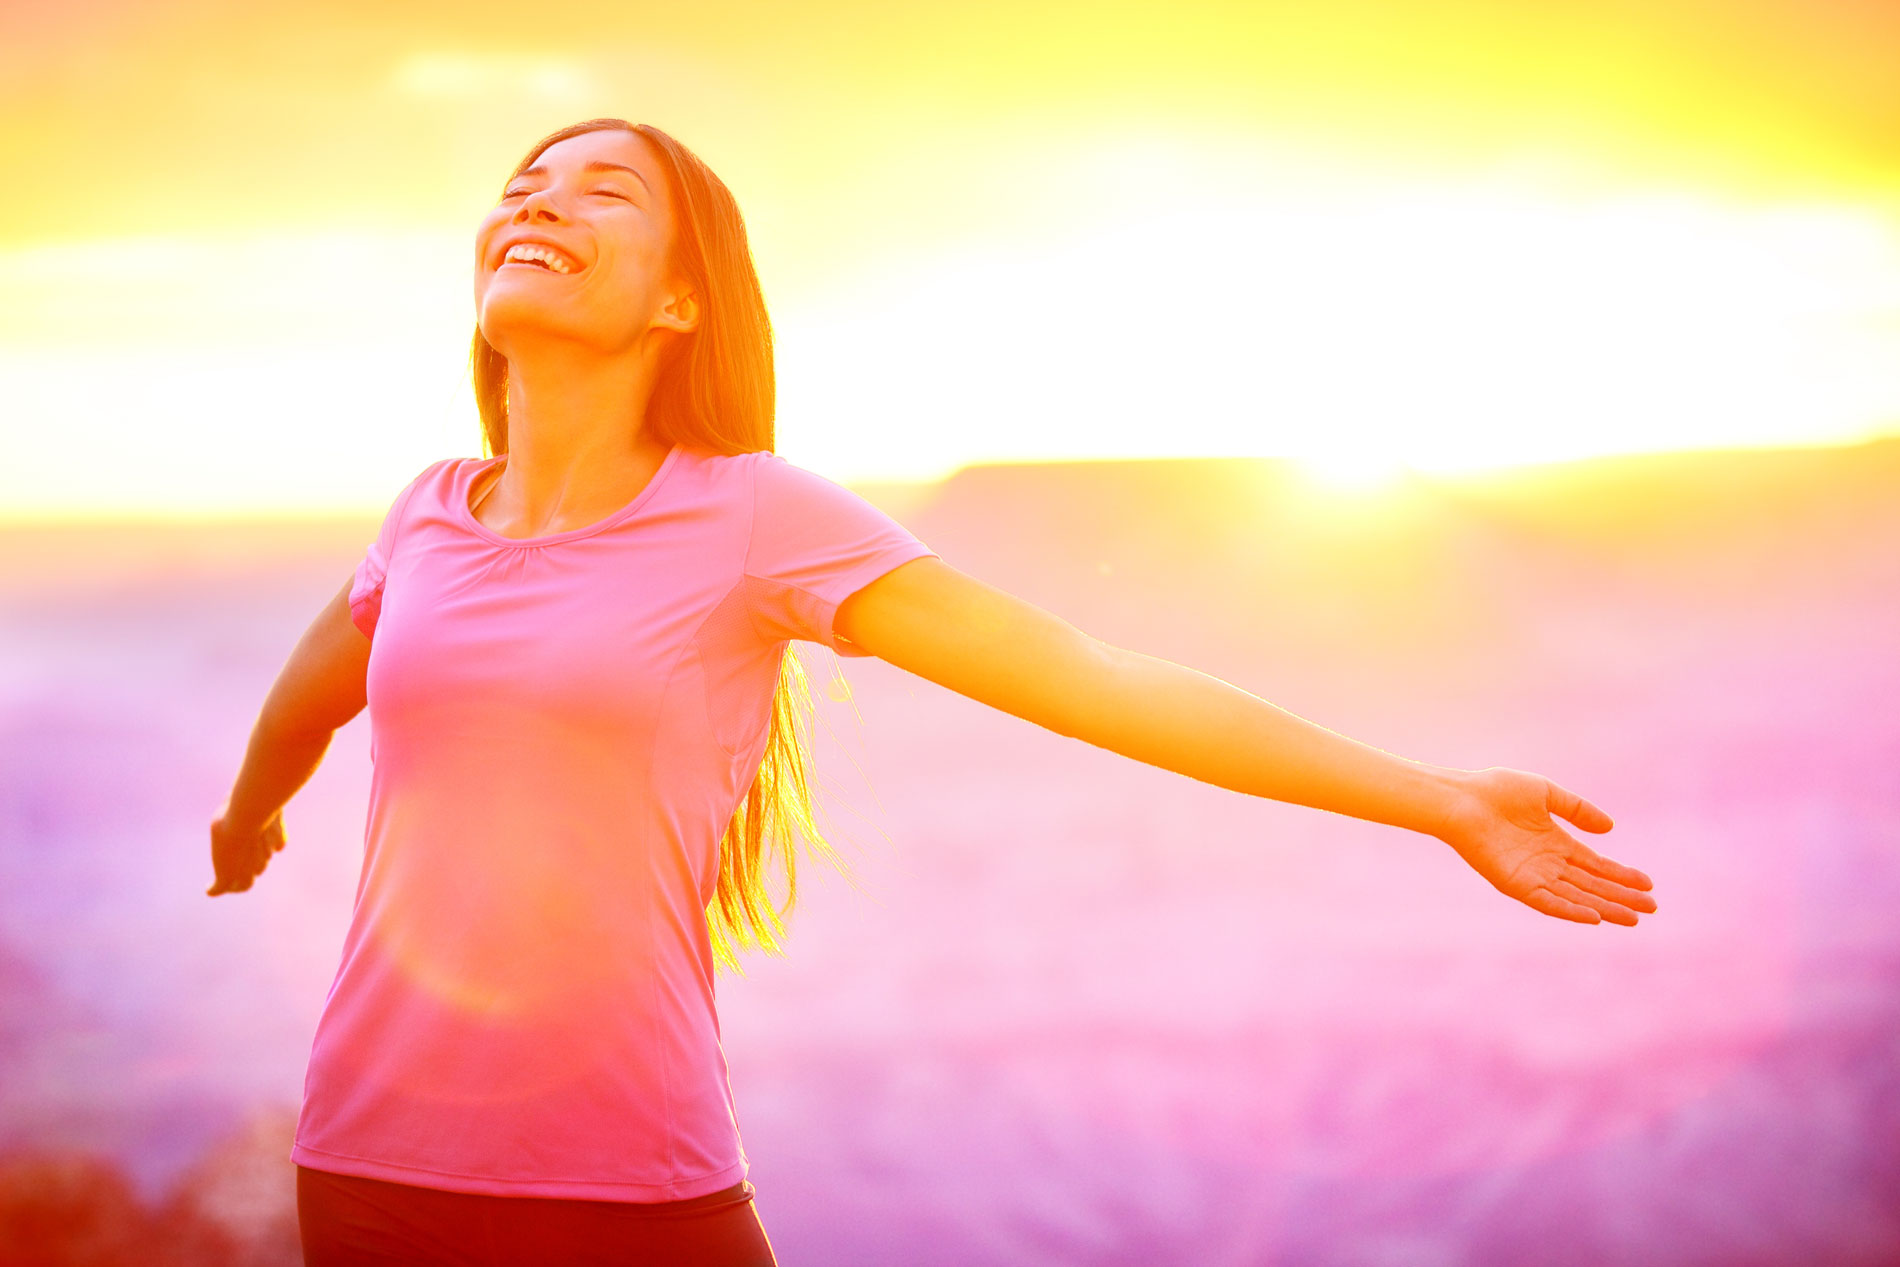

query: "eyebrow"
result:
(515, 160), (653, 196)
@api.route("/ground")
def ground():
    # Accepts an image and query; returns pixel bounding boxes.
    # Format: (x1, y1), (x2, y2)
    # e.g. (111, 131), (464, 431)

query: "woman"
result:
(206, 118), (1655, 1266)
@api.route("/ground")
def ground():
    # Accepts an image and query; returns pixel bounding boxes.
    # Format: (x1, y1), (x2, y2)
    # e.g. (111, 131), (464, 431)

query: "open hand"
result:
(1435, 767), (1655, 926)
(207, 809), (286, 896)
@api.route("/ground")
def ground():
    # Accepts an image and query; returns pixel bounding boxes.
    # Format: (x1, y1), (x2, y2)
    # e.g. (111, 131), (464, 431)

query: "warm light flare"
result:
(7, 174), (1898, 514)
(4, 4), (1899, 513)
(779, 161), (1900, 484)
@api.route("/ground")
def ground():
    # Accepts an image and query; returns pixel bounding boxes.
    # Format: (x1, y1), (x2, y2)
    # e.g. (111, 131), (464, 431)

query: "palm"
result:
(1437, 768), (1656, 926)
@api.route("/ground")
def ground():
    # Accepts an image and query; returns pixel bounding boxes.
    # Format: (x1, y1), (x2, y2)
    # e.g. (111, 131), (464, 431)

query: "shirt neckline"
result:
(456, 443), (686, 547)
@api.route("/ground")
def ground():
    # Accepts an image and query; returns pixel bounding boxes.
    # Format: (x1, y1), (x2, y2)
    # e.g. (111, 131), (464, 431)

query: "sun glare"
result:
(780, 154), (1900, 484)
(1294, 451), (1410, 493)
(5, 139), (1900, 512)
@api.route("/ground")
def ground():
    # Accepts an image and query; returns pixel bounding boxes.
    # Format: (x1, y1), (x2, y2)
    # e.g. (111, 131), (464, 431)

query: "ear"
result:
(652, 284), (701, 336)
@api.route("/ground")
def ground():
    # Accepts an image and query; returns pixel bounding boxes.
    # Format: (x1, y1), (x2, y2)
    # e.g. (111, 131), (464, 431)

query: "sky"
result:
(5, 0), (1900, 516)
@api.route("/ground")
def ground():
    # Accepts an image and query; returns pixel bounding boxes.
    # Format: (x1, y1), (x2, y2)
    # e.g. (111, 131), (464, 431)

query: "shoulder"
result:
(744, 450), (866, 506)
(388, 455), (474, 497)
(681, 446), (853, 514)
(698, 447), (789, 480)
(417, 456), (471, 492)
(399, 456), (475, 510)
(373, 456), (480, 533)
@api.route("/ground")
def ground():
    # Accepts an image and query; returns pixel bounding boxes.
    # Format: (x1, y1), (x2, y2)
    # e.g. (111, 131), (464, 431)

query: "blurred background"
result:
(3, 1), (1897, 1263)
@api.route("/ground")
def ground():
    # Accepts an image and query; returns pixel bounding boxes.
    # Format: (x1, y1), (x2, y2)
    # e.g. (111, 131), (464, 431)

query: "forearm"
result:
(221, 711), (335, 834)
(1067, 642), (1471, 837)
(216, 577), (370, 834)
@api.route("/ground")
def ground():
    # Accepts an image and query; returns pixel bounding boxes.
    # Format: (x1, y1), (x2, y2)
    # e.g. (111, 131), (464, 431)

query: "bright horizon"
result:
(4, 1), (1898, 517)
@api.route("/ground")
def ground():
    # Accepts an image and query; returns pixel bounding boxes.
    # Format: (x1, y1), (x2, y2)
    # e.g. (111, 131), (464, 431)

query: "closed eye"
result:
(591, 187), (633, 200)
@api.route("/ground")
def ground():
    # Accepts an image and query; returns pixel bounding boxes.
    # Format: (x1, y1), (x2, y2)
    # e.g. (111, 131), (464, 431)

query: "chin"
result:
(478, 292), (593, 352)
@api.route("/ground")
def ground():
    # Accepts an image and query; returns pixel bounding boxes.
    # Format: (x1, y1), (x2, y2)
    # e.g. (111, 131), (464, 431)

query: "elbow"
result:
(1042, 630), (1122, 742)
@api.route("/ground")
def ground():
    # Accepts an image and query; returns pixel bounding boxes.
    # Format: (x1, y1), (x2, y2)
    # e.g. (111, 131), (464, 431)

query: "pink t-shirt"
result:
(290, 442), (938, 1200)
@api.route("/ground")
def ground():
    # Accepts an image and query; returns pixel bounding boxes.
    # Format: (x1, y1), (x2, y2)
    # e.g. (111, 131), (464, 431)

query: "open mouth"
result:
(500, 242), (579, 275)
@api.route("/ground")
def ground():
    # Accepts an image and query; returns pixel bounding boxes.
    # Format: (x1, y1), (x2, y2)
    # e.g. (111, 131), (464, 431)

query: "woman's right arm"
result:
(206, 574), (371, 896)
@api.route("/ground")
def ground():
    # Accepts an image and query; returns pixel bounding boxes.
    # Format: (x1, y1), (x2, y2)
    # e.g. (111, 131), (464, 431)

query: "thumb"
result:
(1547, 780), (1614, 833)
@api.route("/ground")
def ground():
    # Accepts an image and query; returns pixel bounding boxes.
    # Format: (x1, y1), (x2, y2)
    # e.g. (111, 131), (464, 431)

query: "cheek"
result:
(471, 215), (512, 297)
(601, 235), (673, 300)
(474, 208), (513, 256)
(471, 219), (501, 262)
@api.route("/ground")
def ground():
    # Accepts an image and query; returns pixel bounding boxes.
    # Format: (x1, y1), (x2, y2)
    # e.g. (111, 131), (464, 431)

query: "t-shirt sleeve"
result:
(350, 461), (446, 641)
(743, 452), (941, 658)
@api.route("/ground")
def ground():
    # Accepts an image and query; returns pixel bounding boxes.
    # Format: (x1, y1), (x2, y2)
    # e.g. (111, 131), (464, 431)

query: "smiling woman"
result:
(205, 116), (1654, 1267)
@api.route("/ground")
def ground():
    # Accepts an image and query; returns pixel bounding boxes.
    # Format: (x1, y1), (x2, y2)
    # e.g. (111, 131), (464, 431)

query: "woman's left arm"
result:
(836, 557), (1657, 927)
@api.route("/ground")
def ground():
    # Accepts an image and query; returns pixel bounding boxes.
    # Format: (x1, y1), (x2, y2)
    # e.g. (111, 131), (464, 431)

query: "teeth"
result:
(503, 243), (574, 274)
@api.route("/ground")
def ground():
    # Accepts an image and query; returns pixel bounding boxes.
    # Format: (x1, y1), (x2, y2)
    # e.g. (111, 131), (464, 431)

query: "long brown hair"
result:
(472, 118), (844, 972)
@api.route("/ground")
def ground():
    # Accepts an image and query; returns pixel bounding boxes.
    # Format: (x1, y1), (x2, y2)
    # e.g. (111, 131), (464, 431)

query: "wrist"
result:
(1411, 764), (1479, 843)
(216, 796), (282, 838)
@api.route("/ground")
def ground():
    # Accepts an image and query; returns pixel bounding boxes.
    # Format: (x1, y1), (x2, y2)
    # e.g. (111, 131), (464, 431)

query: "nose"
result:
(513, 186), (564, 224)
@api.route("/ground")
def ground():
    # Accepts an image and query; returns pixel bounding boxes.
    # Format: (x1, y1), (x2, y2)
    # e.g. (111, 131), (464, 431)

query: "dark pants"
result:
(296, 1165), (779, 1266)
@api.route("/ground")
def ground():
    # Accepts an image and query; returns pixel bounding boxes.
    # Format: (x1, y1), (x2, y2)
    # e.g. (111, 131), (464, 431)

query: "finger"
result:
(1567, 840), (1653, 892)
(1562, 865), (1656, 914)
(1546, 780), (1614, 834)
(1551, 877), (1639, 926)
(1522, 885), (1602, 924)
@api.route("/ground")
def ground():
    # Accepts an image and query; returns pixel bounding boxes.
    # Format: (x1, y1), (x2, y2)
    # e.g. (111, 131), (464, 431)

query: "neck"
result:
(486, 334), (674, 531)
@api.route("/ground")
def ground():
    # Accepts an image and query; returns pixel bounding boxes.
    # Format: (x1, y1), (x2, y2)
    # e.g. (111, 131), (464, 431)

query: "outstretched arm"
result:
(207, 574), (371, 896)
(835, 557), (1656, 926)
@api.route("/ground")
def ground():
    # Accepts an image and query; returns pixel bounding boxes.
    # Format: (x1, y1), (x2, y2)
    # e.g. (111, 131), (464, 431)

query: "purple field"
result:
(3, 441), (1898, 1265)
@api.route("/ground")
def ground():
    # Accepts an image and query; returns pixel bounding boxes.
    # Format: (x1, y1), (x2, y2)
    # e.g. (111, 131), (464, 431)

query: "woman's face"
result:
(473, 128), (696, 360)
